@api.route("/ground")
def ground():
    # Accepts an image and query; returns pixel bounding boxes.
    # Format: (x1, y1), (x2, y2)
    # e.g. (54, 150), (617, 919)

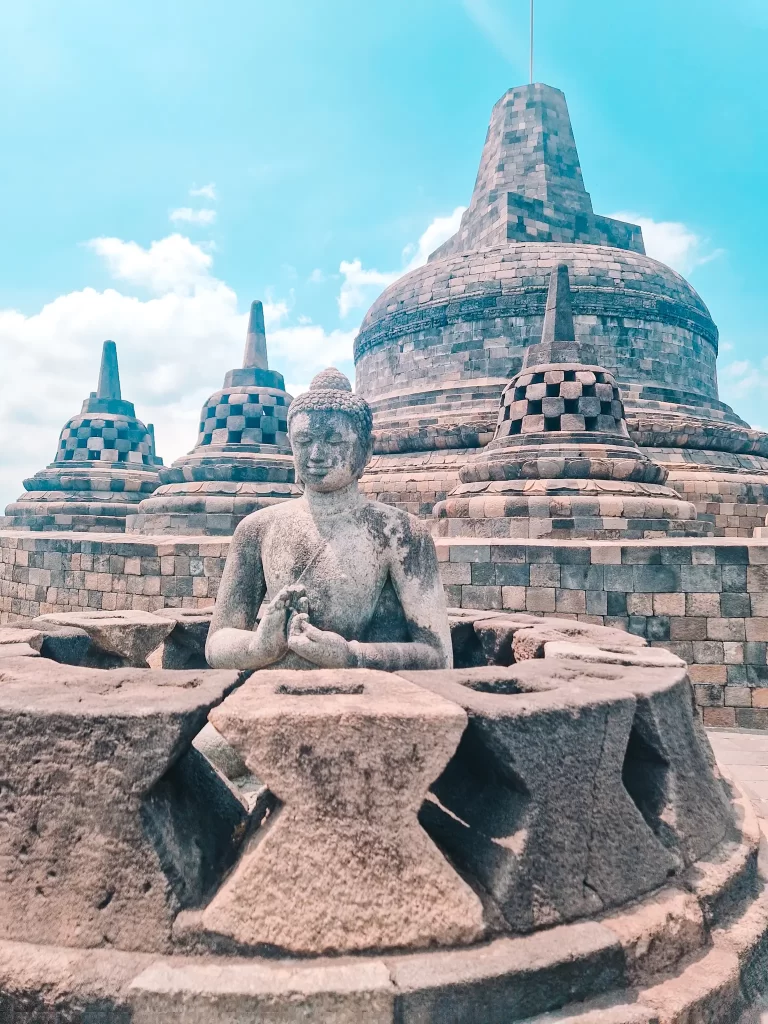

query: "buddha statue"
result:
(206, 368), (452, 671)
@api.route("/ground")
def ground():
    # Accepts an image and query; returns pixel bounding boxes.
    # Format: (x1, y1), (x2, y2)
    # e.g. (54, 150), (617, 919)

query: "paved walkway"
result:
(709, 728), (768, 833)
(708, 729), (768, 1023)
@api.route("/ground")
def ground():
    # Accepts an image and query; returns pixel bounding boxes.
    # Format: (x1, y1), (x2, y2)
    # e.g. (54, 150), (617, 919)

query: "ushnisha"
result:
(206, 368), (452, 671)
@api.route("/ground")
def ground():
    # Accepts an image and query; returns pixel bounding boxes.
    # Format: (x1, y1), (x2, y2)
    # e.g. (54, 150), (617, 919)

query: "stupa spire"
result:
(430, 83), (645, 260)
(243, 300), (269, 371)
(96, 340), (121, 401)
(524, 264), (597, 368)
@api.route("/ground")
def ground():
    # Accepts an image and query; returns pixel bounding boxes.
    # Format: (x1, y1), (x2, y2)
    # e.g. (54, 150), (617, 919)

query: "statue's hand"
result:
(287, 613), (354, 668)
(252, 585), (309, 665)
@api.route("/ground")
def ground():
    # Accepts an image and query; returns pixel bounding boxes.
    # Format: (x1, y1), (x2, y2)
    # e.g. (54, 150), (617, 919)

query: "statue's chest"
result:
(262, 518), (388, 631)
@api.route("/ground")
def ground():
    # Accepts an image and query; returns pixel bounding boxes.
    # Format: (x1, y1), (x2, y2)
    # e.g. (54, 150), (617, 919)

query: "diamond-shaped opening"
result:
(622, 716), (674, 851)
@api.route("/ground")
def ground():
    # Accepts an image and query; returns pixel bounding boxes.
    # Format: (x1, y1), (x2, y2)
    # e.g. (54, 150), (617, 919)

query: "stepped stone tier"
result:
(356, 82), (768, 535)
(0, 617), (765, 1021)
(434, 264), (711, 539)
(127, 300), (300, 536)
(2, 340), (162, 532)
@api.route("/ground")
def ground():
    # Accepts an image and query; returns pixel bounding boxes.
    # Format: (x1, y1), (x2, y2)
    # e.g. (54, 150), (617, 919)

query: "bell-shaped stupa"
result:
(127, 300), (300, 535)
(3, 341), (163, 532)
(433, 265), (712, 539)
(357, 83), (768, 534)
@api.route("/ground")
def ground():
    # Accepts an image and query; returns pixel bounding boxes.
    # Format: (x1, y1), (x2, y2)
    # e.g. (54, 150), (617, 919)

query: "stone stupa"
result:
(127, 300), (299, 536)
(356, 82), (768, 534)
(433, 264), (712, 539)
(3, 341), (162, 532)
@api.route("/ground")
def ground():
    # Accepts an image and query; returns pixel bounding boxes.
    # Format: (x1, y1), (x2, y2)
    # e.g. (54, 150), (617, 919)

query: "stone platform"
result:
(0, 623), (765, 1022)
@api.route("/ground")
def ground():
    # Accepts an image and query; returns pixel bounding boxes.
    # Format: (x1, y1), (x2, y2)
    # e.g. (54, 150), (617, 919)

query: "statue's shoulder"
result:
(232, 501), (300, 543)
(361, 499), (431, 542)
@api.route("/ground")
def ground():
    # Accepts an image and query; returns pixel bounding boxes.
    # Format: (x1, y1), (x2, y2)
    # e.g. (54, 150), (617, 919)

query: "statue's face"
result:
(289, 409), (370, 493)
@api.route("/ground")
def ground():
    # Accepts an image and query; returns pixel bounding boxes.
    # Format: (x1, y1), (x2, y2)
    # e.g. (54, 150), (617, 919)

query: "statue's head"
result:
(287, 368), (374, 493)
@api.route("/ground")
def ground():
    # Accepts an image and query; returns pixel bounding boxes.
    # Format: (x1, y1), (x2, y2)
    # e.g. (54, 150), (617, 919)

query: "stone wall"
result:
(3, 530), (768, 728)
(435, 537), (768, 730)
(0, 532), (227, 619)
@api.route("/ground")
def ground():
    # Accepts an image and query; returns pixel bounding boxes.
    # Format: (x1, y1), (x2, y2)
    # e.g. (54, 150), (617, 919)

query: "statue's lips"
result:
(304, 467), (330, 478)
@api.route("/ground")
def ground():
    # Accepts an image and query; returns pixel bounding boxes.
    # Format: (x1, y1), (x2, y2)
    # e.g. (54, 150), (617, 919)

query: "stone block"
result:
(408, 662), (679, 932)
(33, 610), (175, 668)
(387, 924), (625, 1024)
(129, 959), (395, 1024)
(0, 657), (240, 952)
(199, 669), (484, 954)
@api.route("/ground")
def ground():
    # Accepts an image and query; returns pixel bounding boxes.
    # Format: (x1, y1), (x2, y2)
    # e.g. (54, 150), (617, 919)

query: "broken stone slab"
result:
(0, 624), (92, 665)
(196, 668), (485, 955)
(0, 656), (241, 953)
(448, 610), (560, 668)
(152, 608), (213, 670)
(402, 662), (678, 933)
(33, 611), (176, 668)
(513, 622), (647, 661)
(544, 641), (686, 669)
(0, 642), (39, 658)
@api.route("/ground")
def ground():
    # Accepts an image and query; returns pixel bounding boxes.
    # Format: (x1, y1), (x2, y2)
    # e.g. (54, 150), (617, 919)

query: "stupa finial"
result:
(96, 340), (122, 401)
(541, 263), (576, 348)
(243, 300), (269, 371)
(523, 263), (597, 368)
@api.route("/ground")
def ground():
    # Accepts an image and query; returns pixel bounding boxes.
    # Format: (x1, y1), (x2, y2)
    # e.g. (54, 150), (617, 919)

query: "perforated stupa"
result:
(3, 341), (162, 532)
(127, 301), (299, 535)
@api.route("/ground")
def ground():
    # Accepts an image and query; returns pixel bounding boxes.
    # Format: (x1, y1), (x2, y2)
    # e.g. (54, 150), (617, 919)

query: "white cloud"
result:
(169, 207), (217, 227)
(0, 235), (355, 510)
(189, 183), (217, 201)
(308, 268), (326, 284)
(338, 206), (466, 318)
(610, 212), (724, 276)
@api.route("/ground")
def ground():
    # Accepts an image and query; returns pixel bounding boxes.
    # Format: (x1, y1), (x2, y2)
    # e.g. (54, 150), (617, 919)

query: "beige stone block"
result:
(746, 618), (768, 641)
(526, 588), (556, 613)
(724, 686), (752, 707)
(723, 642), (745, 665)
(124, 558), (141, 575)
(702, 707), (736, 728)
(160, 556), (176, 576)
(685, 593), (720, 616)
(202, 670), (485, 954)
(501, 586), (526, 611)
(688, 665), (727, 684)
(653, 593), (685, 616)
(706, 618), (745, 642)
(751, 690), (768, 708)
(627, 593), (653, 616)
(556, 589), (587, 614)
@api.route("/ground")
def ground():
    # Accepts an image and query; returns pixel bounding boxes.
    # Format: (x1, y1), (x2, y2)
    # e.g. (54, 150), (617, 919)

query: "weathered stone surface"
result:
(129, 958), (395, 1024)
(206, 369), (452, 673)
(544, 641), (685, 669)
(0, 940), (151, 1024)
(387, 922), (624, 1023)
(0, 641), (38, 658)
(199, 668), (484, 954)
(406, 662), (679, 932)
(601, 885), (705, 986)
(34, 610), (175, 667)
(615, 667), (734, 867)
(0, 623), (92, 664)
(513, 621), (647, 661)
(152, 607), (213, 669)
(0, 656), (240, 952)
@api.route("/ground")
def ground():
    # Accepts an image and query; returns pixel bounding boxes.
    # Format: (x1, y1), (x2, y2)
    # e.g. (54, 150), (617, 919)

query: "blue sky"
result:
(0, 0), (766, 505)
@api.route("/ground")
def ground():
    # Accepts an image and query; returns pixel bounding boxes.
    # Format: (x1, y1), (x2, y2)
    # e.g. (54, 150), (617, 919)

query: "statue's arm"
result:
(349, 520), (452, 671)
(205, 521), (273, 670)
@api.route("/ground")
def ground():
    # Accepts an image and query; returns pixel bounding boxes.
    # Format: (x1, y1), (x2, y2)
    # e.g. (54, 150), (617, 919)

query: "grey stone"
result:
(404, 662), (678, 932)
(0, 656), (240, 952)
(33, 610), (175, 668)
